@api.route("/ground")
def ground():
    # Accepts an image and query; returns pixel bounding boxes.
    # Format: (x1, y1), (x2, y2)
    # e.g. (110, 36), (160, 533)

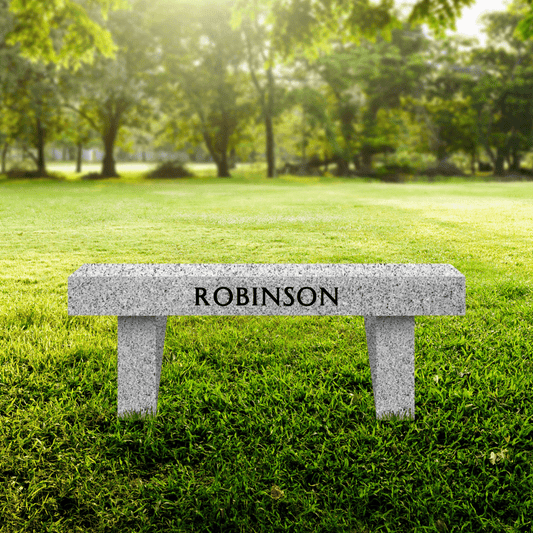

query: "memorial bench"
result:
(68, 264), (465, 420)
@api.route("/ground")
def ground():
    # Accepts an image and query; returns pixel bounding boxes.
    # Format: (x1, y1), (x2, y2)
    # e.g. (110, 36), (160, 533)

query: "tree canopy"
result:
(3, 0), (533, 179)
(4, 0), (128, 67)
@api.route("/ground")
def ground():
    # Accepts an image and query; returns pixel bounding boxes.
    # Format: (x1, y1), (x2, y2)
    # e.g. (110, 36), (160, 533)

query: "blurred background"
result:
(2, 0), (533, 180)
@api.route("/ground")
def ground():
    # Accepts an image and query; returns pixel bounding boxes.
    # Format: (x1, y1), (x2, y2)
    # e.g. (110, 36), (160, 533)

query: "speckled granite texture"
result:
(117, 316), (167, 417)
(68, 263), (465, 317)
(68, 264), (466, 420)
(365, 316), (415, 419)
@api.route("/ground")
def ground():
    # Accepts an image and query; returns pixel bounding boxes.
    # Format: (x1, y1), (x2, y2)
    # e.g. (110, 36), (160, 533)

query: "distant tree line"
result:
(2, 0), (533, 178)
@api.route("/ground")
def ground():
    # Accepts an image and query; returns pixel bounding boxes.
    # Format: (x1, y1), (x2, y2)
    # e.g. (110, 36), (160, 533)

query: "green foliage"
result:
(59, 0), (160, 176)
(514, 0), (533, 39)
(284, 23), (430, 172)
(232, 0), (396, 65)
(281, 85), (340, 159)
(401, 33), (480, 164)
(57, 108), (95, 153)
(466, 4), (533, 173)
(3, 0), (533, 178)
(407, 0), (476, 37)
(0, 49), (67, 173)
(5, 0), (128, 67)
(150, 0), (256, 177)
(145, 161), (194, 178)
(404, 95), (477, 162)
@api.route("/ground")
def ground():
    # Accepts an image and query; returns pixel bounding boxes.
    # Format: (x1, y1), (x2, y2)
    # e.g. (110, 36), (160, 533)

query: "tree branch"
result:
(62, 102), (100, 132)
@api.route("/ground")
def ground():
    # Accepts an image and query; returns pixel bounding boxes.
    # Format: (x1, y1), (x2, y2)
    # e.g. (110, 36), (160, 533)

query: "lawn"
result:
(1, 167), (533, 532)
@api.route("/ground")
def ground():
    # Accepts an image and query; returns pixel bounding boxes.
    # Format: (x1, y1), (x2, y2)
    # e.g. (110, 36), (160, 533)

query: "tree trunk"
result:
(336, 159), (350, 176)
(1, 142), (8, 173)
(484, 145), (496, 170)
(494, 151), (505, 176)
(436, 144), (447, 164)
(360, 102), (381, 173)
(36, 118), (47, 175)
(510, 150), (521, 172)
(229, 148), (236, 169)
(243, 23), (276, 178)
(265, 61), (276, 178)
(361, 146), (373, 172)
(339, 105), (355, 172)
(101, 127), (119, 177)
(201, 127), (230, 178)
(301, 117), (307, 165)
(76, 143), (83, 173)
(505, 153), (512, 171)
(216, 150), (230, 177)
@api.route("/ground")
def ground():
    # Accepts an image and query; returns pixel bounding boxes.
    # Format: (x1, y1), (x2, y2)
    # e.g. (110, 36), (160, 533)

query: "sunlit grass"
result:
(1, 170), (533, 532)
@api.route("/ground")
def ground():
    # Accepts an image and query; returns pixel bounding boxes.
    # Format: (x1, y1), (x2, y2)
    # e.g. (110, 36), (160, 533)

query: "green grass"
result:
(1, 167), (533, 532)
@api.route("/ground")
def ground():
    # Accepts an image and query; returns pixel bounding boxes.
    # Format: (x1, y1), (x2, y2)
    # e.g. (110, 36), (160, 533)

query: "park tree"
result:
(0, 6), (21, 169)
(230, 0), (482, 178)
(350, 23), (430, 172)
(404, 93), (478, 170)
(150, 0), (255, 178)
(229, 0), (290, 178)
(0, 0), (129, 175)
(61, 0), (159, 177)
(0, 47), (67, 175)
(467, 2), (533, 174)
(230, 0), (399, 178)
(290, 22), (429, 175)
(3, 0), (127, 67)
(14, 66), (66, 175)
(275, 78), (339, 171)
(58, 108), (96, 173)
(284, 55), (363, 175)
(401, 34), (479, 170)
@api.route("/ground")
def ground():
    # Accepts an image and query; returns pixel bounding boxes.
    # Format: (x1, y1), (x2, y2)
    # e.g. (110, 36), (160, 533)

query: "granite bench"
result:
(68, 264), (465, 420)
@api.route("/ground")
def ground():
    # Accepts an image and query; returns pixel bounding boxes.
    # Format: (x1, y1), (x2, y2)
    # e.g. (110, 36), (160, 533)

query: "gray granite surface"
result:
(117, 316), (167, 417)
(365, 316), (415, 419)
(68, 263), (465, 317)
(68, 263), (466, 420)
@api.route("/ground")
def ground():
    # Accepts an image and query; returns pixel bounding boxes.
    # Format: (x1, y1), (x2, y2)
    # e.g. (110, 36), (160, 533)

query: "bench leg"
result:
(364, 316), (415, 420)
(117, 316), (167, 418)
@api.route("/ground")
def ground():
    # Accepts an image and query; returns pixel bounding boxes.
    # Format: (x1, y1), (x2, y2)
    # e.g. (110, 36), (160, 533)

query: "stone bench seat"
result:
(68, 263), (465, 420)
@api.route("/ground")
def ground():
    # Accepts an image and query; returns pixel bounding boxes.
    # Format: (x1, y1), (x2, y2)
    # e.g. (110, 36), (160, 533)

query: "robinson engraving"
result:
(194, 286), (339, 307)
